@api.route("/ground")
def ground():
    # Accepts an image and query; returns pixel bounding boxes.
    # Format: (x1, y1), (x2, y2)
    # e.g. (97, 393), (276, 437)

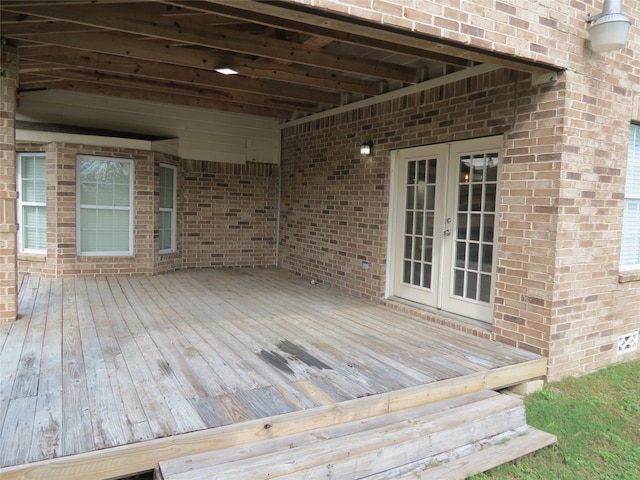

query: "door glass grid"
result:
(402, 158), (437, 288)
(454, 153), (498, 303)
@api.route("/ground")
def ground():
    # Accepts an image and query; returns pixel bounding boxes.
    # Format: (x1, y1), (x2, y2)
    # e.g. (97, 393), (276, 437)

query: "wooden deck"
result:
(0, 268), (545, 479)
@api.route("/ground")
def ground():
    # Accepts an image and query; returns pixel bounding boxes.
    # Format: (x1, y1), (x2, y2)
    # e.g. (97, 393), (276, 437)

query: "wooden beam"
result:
(3, 3), (419, 82)
(13, 36), (380, 97)
(26, 69), (321, 113)
(0, 20), (99, 35)
(34, 79), (294, 119)
(165, 0), (558, 75)
(163, 0), (470, 69)
(20, 49), (344, 106)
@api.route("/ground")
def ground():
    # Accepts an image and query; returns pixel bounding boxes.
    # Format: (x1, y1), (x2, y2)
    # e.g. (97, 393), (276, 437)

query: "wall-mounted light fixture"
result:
(360, 140), (373, 156)
(215, 65), (239, 75)
(586, 0), (631, 52)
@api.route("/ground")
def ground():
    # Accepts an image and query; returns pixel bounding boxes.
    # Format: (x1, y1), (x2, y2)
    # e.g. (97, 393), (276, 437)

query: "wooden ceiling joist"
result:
(1, 0), (558, 121)
(2, 3), (419, 83)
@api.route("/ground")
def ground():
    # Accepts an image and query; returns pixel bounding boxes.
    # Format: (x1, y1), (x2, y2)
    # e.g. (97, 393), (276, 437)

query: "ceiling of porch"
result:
(1, 0), (555, 122)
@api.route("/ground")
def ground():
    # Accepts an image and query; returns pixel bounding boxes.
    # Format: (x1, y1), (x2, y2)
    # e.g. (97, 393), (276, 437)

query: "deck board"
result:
(0, 268), (544, 475)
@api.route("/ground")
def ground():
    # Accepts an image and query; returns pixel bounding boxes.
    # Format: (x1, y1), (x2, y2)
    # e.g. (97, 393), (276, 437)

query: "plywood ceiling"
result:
(1, 0), (554, 121)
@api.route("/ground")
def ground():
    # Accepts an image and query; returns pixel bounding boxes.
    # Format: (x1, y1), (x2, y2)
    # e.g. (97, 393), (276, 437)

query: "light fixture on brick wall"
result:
(360, 140), (373, 156)
(586, 0), (631, 52)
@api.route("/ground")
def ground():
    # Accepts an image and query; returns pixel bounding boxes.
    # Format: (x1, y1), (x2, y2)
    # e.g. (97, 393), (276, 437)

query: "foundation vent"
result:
(617, 332), (639, 354)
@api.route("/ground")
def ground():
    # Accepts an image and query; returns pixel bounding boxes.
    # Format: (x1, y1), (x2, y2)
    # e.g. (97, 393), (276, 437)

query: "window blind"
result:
(621, 124), (640, 268)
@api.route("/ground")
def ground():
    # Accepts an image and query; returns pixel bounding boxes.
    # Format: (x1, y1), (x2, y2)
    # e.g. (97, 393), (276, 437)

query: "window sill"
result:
(619, 270), (640, 283)
(18, 253), (46, 263)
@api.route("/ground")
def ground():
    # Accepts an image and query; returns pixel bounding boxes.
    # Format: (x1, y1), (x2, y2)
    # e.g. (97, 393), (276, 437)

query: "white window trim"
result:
(621, 123), (640, 271)
(159, 163), (177, 254)
(17, 152), (47, 254)
(77, 155), (134, 257)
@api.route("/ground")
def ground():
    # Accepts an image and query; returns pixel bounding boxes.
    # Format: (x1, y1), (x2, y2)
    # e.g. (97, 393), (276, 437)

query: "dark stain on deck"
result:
(277, 340), (332, 370)
(259, 349), (294, 374)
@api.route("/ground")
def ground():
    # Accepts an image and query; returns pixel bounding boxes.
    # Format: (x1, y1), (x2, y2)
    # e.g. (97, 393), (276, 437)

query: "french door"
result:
(389, 136), (502, 324)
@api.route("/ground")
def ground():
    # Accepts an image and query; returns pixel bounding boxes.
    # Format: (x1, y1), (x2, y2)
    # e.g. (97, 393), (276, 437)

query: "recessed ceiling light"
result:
(215, 66), (239, 75)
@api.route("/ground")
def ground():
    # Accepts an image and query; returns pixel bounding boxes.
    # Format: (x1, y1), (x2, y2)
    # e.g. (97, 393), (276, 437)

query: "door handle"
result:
(444, 217), (452, 236)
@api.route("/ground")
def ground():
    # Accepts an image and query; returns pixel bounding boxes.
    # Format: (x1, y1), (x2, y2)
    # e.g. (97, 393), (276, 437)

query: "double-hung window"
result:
(78, 155), (133, 256)
(159, 164), (176, 254)
(621, 123), (640, 270)
(17, 153), (47, 253)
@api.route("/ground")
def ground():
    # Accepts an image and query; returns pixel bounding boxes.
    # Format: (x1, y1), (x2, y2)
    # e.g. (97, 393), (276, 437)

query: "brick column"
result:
(0, 42), (18, 322)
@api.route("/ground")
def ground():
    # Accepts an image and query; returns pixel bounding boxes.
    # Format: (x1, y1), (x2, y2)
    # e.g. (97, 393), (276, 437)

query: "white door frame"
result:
(386, 136), (503, 324)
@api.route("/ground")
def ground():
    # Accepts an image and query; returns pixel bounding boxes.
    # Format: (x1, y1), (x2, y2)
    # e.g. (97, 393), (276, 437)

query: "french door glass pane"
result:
(452, 152), (498, 303)
(402, 158), (437, 289)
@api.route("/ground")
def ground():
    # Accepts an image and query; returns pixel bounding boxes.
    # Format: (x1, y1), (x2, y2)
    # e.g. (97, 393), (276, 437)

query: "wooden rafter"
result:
(2, 3), (419, 82)
(1, 0), (557, 120)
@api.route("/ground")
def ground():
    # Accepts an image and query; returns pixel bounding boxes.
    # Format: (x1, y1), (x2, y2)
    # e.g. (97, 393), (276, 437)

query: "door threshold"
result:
(385, 296), (493, 333)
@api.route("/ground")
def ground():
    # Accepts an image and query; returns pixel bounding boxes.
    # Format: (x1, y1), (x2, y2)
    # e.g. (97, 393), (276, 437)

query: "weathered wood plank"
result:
(235, 386), (297, 418)
(404, 427), (557, 479)
(159, 391), (499, 478)
(189, 397), (232, 429)
(0, 268), (547, 477)
(29, 392), (63, 464)
(0, 276), (39, 432)
(139, 275), (243, 394)
(104, 276), (181, 438)
(115, 277), (207, 434)
(60, 278), (95, 457)
(291, 380), (338, 407)
(0, 397), (38, 467)
(92, 277), (154, 443)
(29, 278), (64, 463)
(162, 393), (525, 480)
(179, 271), (424, 397)
(12, 278), (49, 398)
(155, 272), (294, 392)
(0, 325), (27, 440)
(74, 278), (127, 449)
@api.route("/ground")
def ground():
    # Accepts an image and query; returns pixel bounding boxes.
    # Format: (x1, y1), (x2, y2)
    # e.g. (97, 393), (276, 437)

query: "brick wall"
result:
(280, 69), (520, 299)
(284, 0), (640, 381)
(281, 66), (640, 380)
(181, 160), (278, 269)
(16, 142), (279, 276)
(16, 143), (158, 276)
(0, 44), (18, 322)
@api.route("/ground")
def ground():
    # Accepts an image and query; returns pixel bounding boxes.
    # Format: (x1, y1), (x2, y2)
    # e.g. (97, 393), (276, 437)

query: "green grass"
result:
(472, 360), (640, 480)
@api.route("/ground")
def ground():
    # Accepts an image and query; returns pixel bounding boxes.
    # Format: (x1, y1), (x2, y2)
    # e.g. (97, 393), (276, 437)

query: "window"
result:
(621, 123), (640, 270)
(78, 155), (133, 256)
(17, 153), (47, 253)
(159, 164), (176, 254)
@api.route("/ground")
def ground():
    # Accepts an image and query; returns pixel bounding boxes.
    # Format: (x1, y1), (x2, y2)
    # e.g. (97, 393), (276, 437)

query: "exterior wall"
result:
(280, 68), (520, 299)
(282, 0), (640, 380)
(16, 142), (159, 276)
(15, 142), (279, 277)
(0, 44), (18, 322)
(181, 160), (279, 269)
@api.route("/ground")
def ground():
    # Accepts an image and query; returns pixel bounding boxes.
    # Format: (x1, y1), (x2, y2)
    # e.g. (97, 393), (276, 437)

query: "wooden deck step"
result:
(156, 390), (555, 479)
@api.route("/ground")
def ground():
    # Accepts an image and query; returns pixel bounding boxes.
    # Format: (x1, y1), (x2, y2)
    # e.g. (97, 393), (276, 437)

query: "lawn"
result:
(473, 360), (640, 480)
